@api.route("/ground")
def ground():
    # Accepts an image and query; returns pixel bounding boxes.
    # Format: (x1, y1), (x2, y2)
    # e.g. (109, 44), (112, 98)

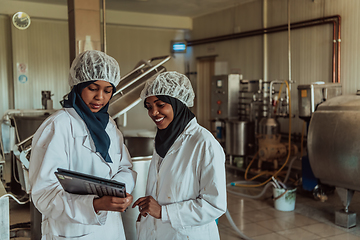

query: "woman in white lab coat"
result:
(132, 72), (226, 240)
(29, 50), (137, 240)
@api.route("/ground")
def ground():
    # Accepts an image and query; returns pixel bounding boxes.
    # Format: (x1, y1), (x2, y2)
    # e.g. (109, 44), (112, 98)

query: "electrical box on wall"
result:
(210, 74), (241, 120)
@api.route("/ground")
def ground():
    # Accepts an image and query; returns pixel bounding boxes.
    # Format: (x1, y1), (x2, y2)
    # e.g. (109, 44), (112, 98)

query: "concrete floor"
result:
(8, 171), (360, 240)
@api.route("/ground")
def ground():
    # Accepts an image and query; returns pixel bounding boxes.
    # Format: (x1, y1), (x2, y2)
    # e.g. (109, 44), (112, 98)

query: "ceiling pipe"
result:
(102, 0), (106, 53)
(332, 20), (336, 83)
(337, 16), (341, 83)
(263, 0), (268, 83)
(187, 16), (341, 46)
(287, 0), (291, 85)
(187, 15), (341, 83)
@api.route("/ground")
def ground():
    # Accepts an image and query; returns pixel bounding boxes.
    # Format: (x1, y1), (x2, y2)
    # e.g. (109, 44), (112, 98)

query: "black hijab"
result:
(62, 81), (115, 163)
(147, 95), (195, 158)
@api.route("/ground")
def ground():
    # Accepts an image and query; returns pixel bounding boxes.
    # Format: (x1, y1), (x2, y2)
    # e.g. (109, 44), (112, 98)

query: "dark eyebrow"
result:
(145, 99), (160, 105)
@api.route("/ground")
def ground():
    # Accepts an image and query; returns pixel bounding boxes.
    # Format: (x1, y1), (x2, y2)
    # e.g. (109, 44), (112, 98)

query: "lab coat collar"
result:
(64, 108), (115, 153)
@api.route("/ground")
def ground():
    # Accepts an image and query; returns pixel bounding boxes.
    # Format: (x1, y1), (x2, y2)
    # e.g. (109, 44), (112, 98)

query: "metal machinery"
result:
(0, 55), (171, 239)
(211, 75), (297, 172)
(210, 74), (241, 148)
(297, 82), (342, 194)
(306, 92), (360, 229)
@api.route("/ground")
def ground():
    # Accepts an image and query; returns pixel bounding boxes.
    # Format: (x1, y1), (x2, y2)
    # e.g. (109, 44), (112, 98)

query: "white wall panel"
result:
(189, 0), (264, 78)
(326, 0), (360, 94)
(191, 0), (263, 40)
(0, 15), (11, 118)
(11, 18), (70, 110)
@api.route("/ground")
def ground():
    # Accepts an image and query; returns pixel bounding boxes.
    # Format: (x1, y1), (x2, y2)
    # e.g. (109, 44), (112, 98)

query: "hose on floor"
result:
(224, 154), (298, 239)
(225, 210), (253, 240)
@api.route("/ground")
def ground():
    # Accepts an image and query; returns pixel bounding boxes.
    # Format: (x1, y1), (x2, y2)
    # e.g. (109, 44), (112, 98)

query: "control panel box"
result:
(210, 74), (241, 120)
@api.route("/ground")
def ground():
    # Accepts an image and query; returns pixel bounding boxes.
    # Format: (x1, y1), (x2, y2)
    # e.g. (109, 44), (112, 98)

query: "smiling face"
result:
(81, 80), (113, 112)
(145, 96), (174, 129)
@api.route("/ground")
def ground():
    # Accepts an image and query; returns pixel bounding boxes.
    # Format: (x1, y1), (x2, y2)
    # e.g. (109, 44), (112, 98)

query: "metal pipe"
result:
(15, 135), (33, 148)
(287, 0), (291, 84)
(269, 80), (287, 117)
(187, 21), (337, 47)
(114, 55), (171, 94)
(337, 16), (341, 83)
(263, 0), (268, 83)
(187, 15), (341, 83)
(332, 21), (336, 83)
(102, 0), (106, 53)
(187, 15), (341, 46)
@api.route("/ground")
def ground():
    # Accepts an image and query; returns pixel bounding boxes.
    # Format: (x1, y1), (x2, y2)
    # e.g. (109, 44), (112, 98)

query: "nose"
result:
(95, 91), (104, 100)
(150, 107), (159, 116)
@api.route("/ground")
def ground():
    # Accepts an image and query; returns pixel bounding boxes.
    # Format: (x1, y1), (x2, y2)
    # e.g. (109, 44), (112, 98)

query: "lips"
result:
(154, 117), (164, 125)
(90, 103), (103, 110)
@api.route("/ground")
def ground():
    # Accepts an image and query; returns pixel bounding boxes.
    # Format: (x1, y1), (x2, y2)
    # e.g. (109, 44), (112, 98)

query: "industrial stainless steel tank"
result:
(308, 94), (360, 191)
(225, 120), (255, 156)
(308, 94), (360, 228)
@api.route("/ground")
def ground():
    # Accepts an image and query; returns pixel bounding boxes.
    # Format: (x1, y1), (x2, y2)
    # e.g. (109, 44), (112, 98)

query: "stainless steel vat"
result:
(13, 114), (50, 142)
(225, 120), (254, 156)
(12, 113), (50, 240)
(124, 137), (153, 158)
(308, 94), (360, 191)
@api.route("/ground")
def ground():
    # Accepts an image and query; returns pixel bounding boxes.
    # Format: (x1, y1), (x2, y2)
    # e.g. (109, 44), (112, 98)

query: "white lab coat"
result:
(137, 118), (226, 240)
(29, 108), (137, 240)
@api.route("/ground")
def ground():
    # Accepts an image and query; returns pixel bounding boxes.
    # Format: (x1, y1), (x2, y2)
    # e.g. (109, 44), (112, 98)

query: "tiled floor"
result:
(219, 172), (360, 240)
(8, 171), (360, 240)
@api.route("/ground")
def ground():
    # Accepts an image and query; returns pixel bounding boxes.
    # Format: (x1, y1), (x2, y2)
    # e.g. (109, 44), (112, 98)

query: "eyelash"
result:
(88, 87), (111, 94)
(145, 104), (164, 110)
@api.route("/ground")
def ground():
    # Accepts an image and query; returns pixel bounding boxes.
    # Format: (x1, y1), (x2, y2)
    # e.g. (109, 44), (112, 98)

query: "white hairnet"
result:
(68, 50), (121, 87)
(140, 71), (195, 107)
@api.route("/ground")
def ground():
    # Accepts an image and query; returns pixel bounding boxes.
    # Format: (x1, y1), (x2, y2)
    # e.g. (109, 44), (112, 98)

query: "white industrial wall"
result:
(187, 0), (360, 134)
(10, 18), (70, 111)
(0, 16), (12, 117)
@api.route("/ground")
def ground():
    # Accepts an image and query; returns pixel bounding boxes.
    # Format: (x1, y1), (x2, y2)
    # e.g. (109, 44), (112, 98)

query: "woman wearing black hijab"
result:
(133, 72), (227, 240)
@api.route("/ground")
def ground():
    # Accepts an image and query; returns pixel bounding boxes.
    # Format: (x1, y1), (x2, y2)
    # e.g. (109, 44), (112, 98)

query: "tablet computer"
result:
(55, 168), (126, 198)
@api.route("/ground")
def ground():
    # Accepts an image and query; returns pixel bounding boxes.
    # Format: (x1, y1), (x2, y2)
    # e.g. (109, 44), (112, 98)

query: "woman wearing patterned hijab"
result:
(133, 72), (226, 240)
(29, 50), (137, 240)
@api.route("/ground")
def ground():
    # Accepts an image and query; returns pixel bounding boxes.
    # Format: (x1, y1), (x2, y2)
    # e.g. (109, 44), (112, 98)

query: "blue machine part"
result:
(302, 155), (318, 191)
(216, 126), (222, 139)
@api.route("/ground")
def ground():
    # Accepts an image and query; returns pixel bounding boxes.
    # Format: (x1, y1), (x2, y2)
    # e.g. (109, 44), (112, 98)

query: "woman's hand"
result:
(93, 193), (133, 213)
(132, 196), (161, 219)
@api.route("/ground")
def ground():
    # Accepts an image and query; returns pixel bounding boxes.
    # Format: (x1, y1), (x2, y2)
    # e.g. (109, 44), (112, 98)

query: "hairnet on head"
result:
(140, 71), (195, 107)
(68, 50), (121, 87)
